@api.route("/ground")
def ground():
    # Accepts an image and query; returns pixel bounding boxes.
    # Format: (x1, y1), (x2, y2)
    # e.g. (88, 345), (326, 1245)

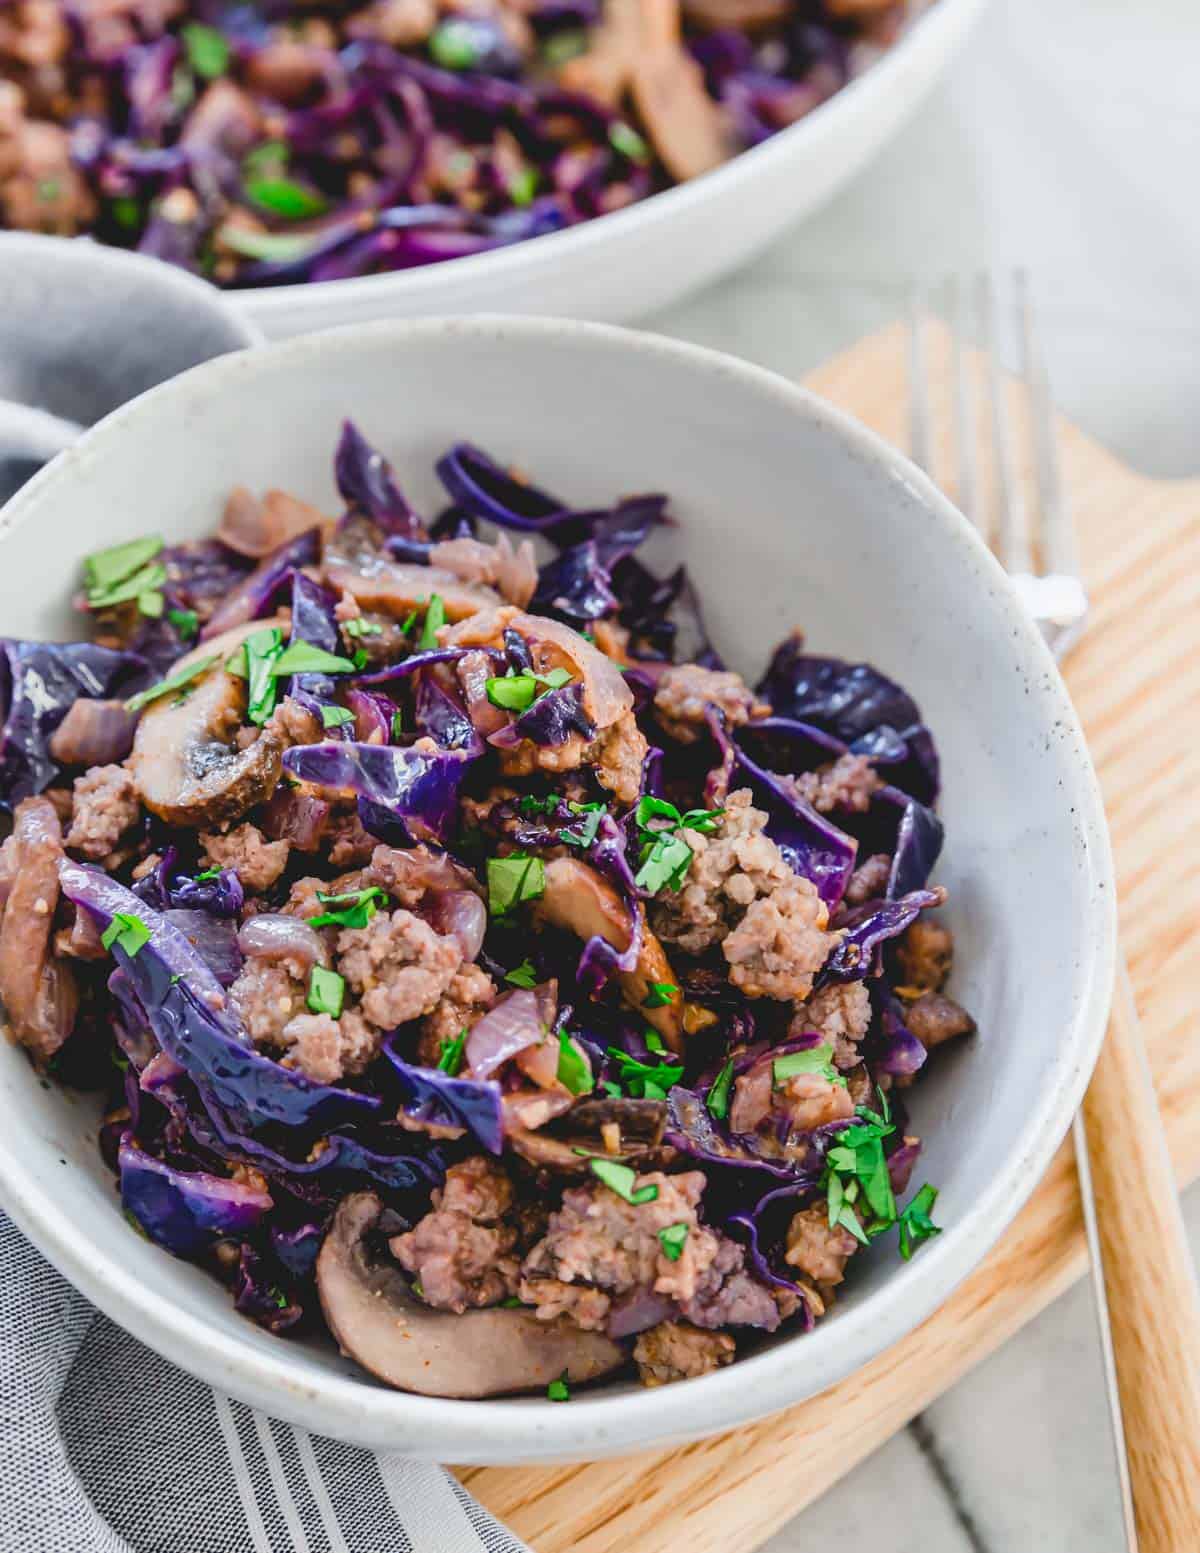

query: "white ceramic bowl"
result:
(0, 317), (1114, 1464)
(237, 0), (989, 339)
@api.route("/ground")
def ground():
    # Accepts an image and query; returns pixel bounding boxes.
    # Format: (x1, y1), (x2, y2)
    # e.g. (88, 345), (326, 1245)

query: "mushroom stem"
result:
(538, 856), (684, 1049)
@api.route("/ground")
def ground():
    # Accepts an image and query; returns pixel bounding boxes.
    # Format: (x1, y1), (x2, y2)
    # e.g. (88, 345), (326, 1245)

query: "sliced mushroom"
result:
(537, 856), (683, 1049)
(323, 522), (501, 621)
(129, 618), (286, 828)
(317, 1192), (625, 1398)
(0, 795), (77, 1066)
(631, 0), (736, 183)
(507, 1096), (675, 1175)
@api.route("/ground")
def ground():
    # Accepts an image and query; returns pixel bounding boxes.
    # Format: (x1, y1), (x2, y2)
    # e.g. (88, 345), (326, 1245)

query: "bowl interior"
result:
(0, 318), (1112, 1462)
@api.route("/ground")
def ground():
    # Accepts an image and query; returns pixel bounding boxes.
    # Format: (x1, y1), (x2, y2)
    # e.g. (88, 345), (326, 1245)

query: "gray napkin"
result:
(0, 1209), (531, 1553)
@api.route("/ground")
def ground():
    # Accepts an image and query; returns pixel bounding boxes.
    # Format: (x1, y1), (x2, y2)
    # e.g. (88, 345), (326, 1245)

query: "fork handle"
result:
(1081, 960), (1200, 1549)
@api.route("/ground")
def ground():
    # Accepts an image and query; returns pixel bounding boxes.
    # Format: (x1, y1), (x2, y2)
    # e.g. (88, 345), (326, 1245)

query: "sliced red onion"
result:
(47, 698), (138, 768)
(425, 889), (486, 962)
(466, 983), (556, 1080)
(237, 913), (329, 969)
(606, 1288), (678, 1340)
(259, 787), (331, 852)
(164, 909), (243, 987)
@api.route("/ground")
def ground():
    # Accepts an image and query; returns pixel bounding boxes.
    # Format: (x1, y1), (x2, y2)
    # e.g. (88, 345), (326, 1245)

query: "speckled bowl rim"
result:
(0, 316), (1116, 1463)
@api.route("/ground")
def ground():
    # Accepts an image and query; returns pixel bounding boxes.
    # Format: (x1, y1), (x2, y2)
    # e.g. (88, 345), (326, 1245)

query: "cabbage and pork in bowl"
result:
(0, 416), (974, 1399)
(0, 0), (927, 287)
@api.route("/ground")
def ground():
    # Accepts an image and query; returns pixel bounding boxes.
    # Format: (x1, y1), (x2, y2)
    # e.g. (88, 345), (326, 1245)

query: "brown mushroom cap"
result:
(128, 617), (286, 828)
(317, 1192), (626, 1398)
(538, 856), (683, 1049)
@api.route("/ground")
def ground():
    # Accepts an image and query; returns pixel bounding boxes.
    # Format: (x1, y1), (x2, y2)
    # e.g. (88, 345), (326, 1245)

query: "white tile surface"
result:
(760, 1424), (973, 1553)
(646, 0), (1200, 1545)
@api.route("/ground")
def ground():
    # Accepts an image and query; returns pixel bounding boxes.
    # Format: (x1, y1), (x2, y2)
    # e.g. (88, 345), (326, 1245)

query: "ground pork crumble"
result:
(651, 789), (838, 1002)
(652, 662), (769, 743)
(64, 763), (138, 862)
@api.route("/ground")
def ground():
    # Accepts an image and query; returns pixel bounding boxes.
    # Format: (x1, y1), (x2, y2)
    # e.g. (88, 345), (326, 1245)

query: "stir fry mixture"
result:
(0, 425), (975, 1396)
(0, 0), (922, 285)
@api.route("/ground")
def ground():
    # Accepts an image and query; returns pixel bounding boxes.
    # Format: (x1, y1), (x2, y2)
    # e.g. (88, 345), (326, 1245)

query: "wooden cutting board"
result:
(457, 322), (1200, 1552)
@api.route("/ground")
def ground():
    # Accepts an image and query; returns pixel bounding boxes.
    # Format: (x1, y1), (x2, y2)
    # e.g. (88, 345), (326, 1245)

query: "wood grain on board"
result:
(456, 322), (1200, 1553)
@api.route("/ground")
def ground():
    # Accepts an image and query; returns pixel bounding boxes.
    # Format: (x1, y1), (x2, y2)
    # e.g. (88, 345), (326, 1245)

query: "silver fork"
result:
(907, 273), (1137, 1551)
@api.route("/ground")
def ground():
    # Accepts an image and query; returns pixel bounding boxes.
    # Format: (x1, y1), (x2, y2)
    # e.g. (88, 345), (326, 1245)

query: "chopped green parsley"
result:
(486, 853), (545, 916)
(309, 885), (386, 930)
(556, 1030), (593, 1096)
(124, 655), (218, 713)
(321, 705), (355, 730)
(504, 959), (538, 989)
(437, 1028), (468, 1076)
(772, 1043), (845, 1089)
(182, 21), (229, 78)
(641, 981), (678, 1009)
(705, 1058), (734, 1121)
(270, 641), (357, 677)
(658, 1223), (689, 1262)
(307, 966), (345, 1019)
(604, 1046), (683, 1102)
(101, 912), (150, 958)
(418, 594), (446, 650)
(588, 1158), (658, 1205)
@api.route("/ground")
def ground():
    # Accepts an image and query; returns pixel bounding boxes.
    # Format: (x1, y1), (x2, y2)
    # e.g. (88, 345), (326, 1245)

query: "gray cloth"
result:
(0, 1209), (529, 1553)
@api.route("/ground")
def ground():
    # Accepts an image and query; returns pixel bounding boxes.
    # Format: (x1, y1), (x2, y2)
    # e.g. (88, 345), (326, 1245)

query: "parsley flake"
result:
(658, 1223), (689, 1262)
(604, 1047), (683, 1102)
(243, 626), (285, 726)
(546, 1373), (570, 1403)
(307, 966), (345, 1019)
(418, 594), (446, 650)
(101, 912), (150, 958)
(245, 176), (329, 221)
(343, 617), (383, 639)
(310, 885), (386, 930)
(588, 1158), (658, 1205)
(486, 853), (545, 916)
(167, 606), (198, 641)
(504, 959), (538, 989)
(182, 21), (229, 78)
(705, 1058), (734, 1120)
(642, 981), (678, 1009)
(270, 641), (357, 677)
(124, 655), (218, 713)
(437, 1028), (467, 1076)
(898, 1184), (942, 1260)
(194, 867), (220, 882)
(321, 704), (355, 730)
(556, 1030), (593, 1096)
(772, 1044), (844, 1089)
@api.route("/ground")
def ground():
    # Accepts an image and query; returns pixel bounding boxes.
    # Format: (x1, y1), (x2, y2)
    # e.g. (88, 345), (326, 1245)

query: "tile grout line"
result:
(907, 1415), (992, 1553)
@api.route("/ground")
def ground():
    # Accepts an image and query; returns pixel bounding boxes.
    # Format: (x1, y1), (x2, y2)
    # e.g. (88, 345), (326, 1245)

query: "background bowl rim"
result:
(0, 314), (1115, 1461)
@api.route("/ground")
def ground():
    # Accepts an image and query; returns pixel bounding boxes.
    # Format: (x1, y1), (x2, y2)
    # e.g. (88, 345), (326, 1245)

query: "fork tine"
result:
(977, 272), (1034, 575)
(907, 284), (932, 476)
(1018, 270), (1077, 577)
(949, 275), (981, 533)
